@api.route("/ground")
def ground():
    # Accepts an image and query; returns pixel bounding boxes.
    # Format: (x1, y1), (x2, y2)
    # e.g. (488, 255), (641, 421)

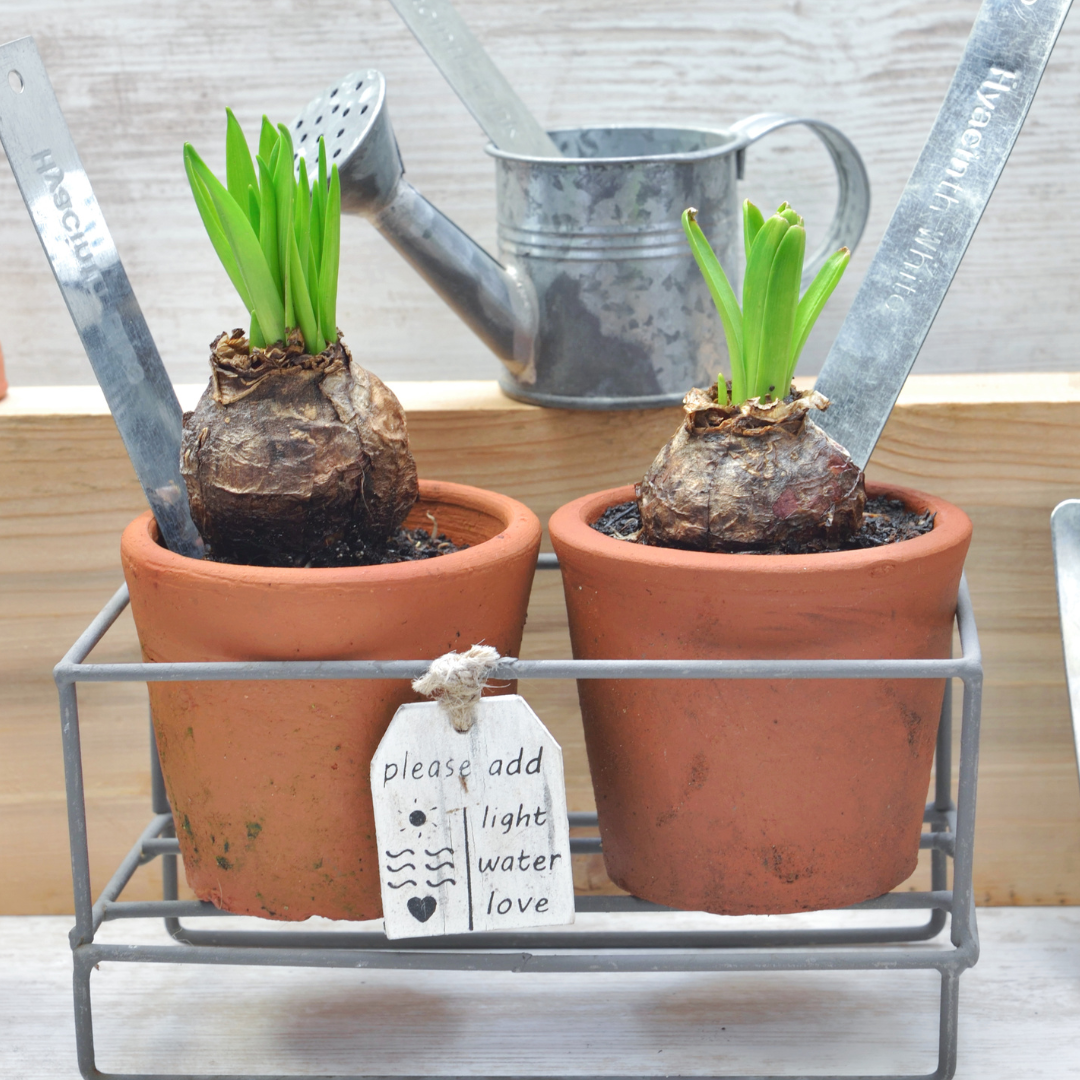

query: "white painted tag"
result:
(371, 694), (574, 940)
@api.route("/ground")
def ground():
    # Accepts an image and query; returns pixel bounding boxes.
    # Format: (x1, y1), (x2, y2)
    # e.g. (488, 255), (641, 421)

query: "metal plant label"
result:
(371, 695), (574, 940)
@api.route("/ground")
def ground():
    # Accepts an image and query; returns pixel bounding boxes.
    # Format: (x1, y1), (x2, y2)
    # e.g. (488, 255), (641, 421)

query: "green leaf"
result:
(187, 114), (351, 353)
(789, 246), (850, 383)
(246, 186), (261, 237)
(756, 223), (804, 399)
(258, 116), (278, 165)
(183, 144), (252, 312)
(742, 200), (764, 267)
(295, 156), (311, 274)
(192, 148), (285, 345)
(289, 229), (323, 354)
(776, 202), (802, 228)
(319, 164), (341, 343)
(683, 207), (743, 406)
(276, 123), (295, 171)
(306, 241), (321, 341)
(274, 125), (295, 331)
(310, 138), (328, 268)
(256, 156), (282, 296)
(741, 214), (790, 401)
(295, 157), (321, 334)
(225, 109), (260, 224)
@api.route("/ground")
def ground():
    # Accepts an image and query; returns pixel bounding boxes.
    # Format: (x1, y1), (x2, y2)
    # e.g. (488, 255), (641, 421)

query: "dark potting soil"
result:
(204, 526), (465, 568)
(379, 526), (466, 564)
(591, 495), (936, 554)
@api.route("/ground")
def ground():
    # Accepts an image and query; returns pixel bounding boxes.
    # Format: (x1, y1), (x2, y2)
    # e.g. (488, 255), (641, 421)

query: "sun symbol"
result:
(398, 801), (439, 839)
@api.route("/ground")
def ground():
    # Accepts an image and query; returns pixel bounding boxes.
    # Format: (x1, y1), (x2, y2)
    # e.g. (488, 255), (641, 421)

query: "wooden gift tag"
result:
(371, 694), (574, 940)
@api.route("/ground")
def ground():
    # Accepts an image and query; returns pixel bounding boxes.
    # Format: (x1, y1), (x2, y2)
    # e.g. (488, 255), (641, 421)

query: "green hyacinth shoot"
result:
(682, 200), (850, 407)
(184, 110), (342, 356)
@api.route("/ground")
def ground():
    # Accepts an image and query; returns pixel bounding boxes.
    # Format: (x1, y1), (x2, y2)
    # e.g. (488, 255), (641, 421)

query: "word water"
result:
(371, 695), (573, 940)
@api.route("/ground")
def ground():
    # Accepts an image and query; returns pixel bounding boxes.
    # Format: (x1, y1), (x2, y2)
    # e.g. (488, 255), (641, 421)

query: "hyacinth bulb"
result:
(181, 112), (418, 566)
(181, 330), (418, 567)
(641, 201), (861, 553)
(638, 385), (864, 553)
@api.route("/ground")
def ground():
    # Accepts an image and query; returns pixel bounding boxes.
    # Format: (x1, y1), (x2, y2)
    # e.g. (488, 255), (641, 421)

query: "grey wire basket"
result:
(54, 558), (983, 1080)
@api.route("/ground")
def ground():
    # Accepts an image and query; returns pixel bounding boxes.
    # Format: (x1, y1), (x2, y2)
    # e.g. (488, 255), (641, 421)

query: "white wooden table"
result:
(2, 908), (1077, 1077)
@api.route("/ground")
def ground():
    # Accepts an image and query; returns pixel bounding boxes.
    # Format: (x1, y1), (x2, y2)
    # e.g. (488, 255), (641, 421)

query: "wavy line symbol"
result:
(386, 862), (416, 873)
(385, 848), (415, 858)
(426, 877), (456, 888)
(424, 860), (454, 872)
(387, 879), (418, 890)
(424, 847), (454, 857)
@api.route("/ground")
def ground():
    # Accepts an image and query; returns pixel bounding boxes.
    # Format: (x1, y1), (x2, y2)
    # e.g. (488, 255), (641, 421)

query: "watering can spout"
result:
(295, 71), (538, 383)
(366, 181), (539, 383)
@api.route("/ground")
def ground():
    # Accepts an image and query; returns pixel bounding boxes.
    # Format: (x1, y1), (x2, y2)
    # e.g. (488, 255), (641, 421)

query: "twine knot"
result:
(412, 645), (502, 732)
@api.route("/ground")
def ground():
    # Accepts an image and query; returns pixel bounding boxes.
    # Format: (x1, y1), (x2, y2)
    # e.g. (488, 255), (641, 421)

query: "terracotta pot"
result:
(0, 340), (7, 400)
(549, 481), (972, 915)
(122, 480), (541, 921)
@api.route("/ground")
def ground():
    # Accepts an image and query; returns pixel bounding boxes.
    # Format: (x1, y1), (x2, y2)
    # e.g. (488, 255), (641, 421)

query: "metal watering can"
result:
(293, 72), (870, 409)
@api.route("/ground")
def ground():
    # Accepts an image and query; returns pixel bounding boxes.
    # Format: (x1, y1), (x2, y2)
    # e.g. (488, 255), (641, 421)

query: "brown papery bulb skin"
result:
(181, 329), (418, 566)
(638, 385), (865, 554)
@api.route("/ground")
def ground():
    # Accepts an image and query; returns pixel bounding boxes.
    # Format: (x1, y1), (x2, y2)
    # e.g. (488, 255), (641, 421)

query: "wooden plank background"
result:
(2, 374), (1080, 914)
(1, 1), (1079, 912)
(0, 0), (1077, 388)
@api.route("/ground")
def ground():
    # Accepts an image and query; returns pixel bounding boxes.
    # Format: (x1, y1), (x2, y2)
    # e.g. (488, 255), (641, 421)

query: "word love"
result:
(486, 892), (551, 916)
(371, 695), (574, 940)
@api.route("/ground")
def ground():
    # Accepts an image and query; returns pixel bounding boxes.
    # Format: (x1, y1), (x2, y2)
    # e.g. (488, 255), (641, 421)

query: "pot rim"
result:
(123, 479), (540, 587)
(549, 481), (972, 575)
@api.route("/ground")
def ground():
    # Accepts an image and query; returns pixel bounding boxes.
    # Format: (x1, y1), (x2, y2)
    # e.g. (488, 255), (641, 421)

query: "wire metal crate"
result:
(55, 559), (982, 1080)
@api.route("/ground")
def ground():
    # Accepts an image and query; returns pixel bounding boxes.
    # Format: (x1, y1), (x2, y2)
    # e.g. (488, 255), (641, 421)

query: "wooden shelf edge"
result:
(3, 372), (1080, 419)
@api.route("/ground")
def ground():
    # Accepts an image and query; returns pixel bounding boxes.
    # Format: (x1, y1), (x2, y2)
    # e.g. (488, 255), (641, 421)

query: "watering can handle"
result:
(727, 113), (871, 287)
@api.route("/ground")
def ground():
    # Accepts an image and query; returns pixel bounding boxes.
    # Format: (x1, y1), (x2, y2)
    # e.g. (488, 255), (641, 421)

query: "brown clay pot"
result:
(549, 481), (972, 915)
(122, 480), (540, 921)
(0, 340), (8, 400)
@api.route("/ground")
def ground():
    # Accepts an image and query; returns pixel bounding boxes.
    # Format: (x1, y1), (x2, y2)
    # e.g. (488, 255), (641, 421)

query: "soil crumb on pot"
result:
(594, 495), (934, 555)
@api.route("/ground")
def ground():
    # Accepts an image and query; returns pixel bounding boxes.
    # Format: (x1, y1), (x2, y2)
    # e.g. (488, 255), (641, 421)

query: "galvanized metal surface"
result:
(387, 0), (561, 158)
(293, 70), (539, 381)
(1051, 498), (1080, 789)
(489, 118), (868, 408)
(814, 0), (1074, 470)
(295, 67), (869, 409)
(0, 36), (203, 558)
(54, 561), (982, 1080)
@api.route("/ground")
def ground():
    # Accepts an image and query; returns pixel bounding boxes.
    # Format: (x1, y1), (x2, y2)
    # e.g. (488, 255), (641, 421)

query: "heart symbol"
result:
(407, 895), (437, 923)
